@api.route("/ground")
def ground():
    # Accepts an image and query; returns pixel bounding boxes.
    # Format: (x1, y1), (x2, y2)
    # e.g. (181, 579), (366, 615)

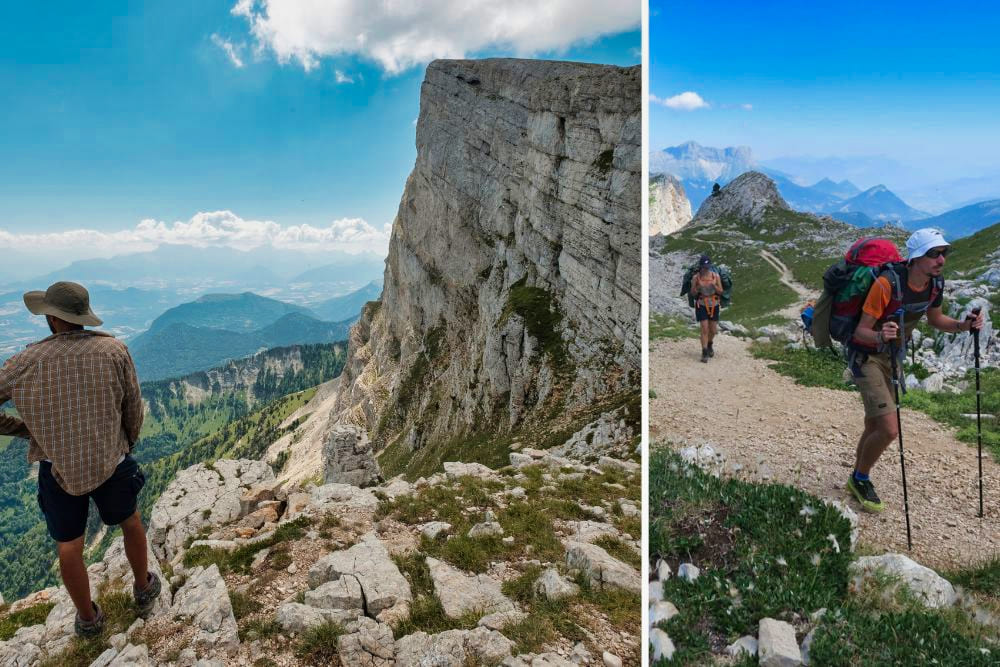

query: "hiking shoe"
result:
(74, 601), (105, 638)
(707, 344), (715, 358)
(848, 475), (885, 513)
(700, 349), (709, 363)
(134, 571), (162, 618)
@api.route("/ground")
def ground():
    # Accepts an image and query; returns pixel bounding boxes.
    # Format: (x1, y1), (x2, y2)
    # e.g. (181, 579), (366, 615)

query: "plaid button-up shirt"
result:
(0, 330), (143, 495)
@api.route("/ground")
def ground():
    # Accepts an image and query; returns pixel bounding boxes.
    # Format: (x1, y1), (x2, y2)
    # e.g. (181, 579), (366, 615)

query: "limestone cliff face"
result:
(649, 173), (692, 235)
(332, 59), (640, 453)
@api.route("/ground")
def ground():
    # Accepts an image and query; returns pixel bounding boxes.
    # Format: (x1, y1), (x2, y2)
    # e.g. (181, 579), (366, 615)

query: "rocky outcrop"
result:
(693, 171), (788, 225)
(322, 424), (381, 487)
(650, 173), (693, 236)
(330, 58), (640, 458)
(148, 459), (274, 561)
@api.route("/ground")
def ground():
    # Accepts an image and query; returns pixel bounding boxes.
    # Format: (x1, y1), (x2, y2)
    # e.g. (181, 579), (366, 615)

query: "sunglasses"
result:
(924, 247), (950, 259)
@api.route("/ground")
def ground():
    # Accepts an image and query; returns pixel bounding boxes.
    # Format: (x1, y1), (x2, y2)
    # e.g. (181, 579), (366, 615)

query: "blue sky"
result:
(0, 1), (638, 271)
(650, 0), (1000, 189)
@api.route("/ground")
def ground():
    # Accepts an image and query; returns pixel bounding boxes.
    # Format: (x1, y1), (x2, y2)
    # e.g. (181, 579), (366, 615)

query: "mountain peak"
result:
(693, 171), (788, 225)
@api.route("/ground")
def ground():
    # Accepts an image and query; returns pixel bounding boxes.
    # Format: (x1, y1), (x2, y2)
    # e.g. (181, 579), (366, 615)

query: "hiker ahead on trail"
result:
(0, 281), (161, 637)
(691, 255), (724, 362)
(847, 229), (984, 512)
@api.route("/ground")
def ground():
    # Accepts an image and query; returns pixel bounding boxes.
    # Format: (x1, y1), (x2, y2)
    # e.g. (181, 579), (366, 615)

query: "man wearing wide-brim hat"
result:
(0, 281), (161, 636)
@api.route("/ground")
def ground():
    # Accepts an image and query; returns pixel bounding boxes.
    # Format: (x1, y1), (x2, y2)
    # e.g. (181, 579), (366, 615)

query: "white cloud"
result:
(0, 211), (392, 259)
(741, 103), (753, 111)
(229, 0), (639, 74)
(650, 91), (709, 111)
(334, 69), (354, 84)
(211, 33), (245, 68)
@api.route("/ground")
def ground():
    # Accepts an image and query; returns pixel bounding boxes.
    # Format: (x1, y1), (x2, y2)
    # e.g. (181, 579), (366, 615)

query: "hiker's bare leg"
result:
(119, 511), (150, 588)
(700, 320), (710, 349)
(854, 414), (898, 475)
(708, 320), (718, 344)
(57, 536), (95, 621)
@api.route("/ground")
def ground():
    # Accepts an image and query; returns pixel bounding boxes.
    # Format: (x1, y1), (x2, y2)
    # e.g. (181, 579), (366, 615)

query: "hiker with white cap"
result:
(0, 281), (161, 636)
(847, 229), (984, 513)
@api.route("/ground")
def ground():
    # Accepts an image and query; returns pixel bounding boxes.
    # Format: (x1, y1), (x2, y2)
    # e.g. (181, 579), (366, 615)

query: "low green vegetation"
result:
(390, 552), (479, 638)
(36, 587), (138, 667)
(946, 557), (1000, 599)
(294, 621), (345, 663)
(650, 313), (697, 341)
(500, 277), (569, 371)
(0, 601), (54, 640)
(649, 445), (998, 666)
(181, 516), (312, 574)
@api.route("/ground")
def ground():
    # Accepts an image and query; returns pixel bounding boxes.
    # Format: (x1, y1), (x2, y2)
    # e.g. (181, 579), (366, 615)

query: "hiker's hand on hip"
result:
(881, 321), (899, 341)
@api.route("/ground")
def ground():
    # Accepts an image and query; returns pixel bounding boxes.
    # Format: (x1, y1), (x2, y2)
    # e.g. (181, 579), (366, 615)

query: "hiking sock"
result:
(852, 470), (870, 483)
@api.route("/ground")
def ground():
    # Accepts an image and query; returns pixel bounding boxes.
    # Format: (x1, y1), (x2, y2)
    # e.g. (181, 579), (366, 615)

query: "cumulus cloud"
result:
(650, 91), (709, 111)
(334, 69), (354, 84)
(229, 0), (639, 74)
(211, 33), (245, 68)
(0, 211), (391, 259)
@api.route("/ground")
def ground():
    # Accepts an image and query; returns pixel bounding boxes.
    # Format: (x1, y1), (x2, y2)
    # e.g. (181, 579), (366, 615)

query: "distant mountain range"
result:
(129, 293), (357, 381)
(913, 199), (1000, 238)
(312, 280), (383, 321)
(649, 141), (951, 228)
(0, 245), (386, 292)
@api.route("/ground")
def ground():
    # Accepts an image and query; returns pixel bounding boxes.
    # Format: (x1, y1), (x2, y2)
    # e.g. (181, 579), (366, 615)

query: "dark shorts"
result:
(695, 301), (720, 322)
(37, 455), (146, 542)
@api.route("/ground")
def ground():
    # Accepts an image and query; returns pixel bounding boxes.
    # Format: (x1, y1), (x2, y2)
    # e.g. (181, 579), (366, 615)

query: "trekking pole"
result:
(888, 312), (913, 550)
(968, 307), (984, 518)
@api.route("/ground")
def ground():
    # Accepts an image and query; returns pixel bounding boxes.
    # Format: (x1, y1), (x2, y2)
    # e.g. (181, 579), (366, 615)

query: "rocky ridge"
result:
(691, 171), (789, 226)
(648, 174), (692, 236)
(0, 423), (641, 666)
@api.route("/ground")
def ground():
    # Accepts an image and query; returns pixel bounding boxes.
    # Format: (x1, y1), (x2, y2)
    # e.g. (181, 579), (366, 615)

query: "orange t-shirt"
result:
(861, 274), (943, 322)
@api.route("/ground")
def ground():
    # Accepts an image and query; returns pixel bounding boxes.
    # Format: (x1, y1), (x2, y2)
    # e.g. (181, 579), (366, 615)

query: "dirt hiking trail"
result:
(650, 333), (1000, 570)
(758, 249), (818, 320)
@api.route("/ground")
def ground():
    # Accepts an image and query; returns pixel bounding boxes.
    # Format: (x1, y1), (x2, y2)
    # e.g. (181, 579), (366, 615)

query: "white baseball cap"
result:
(906, 228), (949, 260)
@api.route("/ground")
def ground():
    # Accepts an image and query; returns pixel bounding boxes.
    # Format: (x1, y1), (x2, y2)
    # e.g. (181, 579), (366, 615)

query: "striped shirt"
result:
(0, 330), (143, 495)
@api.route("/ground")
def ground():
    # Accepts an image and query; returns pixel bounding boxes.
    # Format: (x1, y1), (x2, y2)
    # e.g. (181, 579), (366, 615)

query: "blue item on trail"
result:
(801, 304), (815, 333)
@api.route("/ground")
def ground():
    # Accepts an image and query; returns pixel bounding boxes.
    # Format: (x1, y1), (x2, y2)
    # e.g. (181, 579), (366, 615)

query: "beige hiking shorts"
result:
(854, 353), (897, 418)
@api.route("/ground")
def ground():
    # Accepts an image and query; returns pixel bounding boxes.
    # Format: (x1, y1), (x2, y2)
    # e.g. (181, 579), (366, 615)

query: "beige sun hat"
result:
(23, 281), (103, 327)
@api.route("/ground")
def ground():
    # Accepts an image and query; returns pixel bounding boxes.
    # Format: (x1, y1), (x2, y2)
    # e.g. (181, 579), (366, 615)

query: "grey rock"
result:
(275, 602), (358, 633)
(322, 424), (381, 487)
(533, 568), (580, 601)
(395, 627), (515, 666)
(338, 617), (396, 666)
(107, 644), (153, 666)
(91, 647), (119, 667)
(426, 557), (516, 618)
(149, 459), (274, 561)
(477, 610), (528, 630)
(849, 554), (957, 608)
(678, 563), (700, 582)
(725, 635), (758, 657)
(649, 173), (693, 236)
(564, 541), (640, 593)
(308, 532), (412, 621)
(310, 483), (380, 513)
(468, 521), (504, 538)
(694, 172), (789, 225)
(602, 651), (623, 667)
(443, 462), (498, 480)
(650, 628), (675, 661)
(168, 564), (239, 649)
(421, 521), (452, 539)
(801, 628), (817, 665)
(758, 617), (802, 666)
(503, 654), (576, 666)
(649, 600), (679, 628)
(304, 577), (365, 611)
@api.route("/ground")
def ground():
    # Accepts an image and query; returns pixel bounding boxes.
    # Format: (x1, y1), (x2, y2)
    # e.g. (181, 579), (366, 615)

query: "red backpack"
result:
(810, 238), (904, 349)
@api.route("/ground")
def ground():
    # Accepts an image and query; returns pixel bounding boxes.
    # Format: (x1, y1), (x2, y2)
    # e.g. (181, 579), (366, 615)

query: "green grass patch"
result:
(649, 446), (853, 663)
(239, 617), (282, 643)
(946, 556), (1000, 599)
(0, 601), (55, 640)
(294, 621), (344, 663)
(182, 516), (312, 573)
(650, 313), (697, 341)
(750, 339), (853, 391)
(500, 277), (569, 371)
(593, 535), (641, 570)
(38, 589), (137, 667)
(650, 444), (998, 665)
(228, 590), (256, 620)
